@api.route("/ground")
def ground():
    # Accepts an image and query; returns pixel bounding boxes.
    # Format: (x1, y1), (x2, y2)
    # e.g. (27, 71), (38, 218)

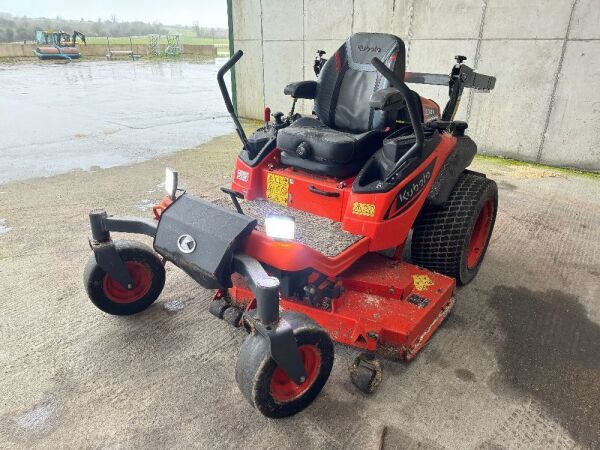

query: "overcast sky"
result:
(1, 0), (228, 27)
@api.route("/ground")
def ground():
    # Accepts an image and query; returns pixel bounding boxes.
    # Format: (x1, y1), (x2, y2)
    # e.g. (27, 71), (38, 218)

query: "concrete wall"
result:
(0, 43), (217, 58)
(0, 43), (38, 57)
(231, 0), (600, 170)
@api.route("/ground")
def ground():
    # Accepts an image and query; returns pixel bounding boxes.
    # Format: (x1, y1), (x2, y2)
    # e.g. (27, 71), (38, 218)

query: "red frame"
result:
(223, 125), (459, 359)
(232, 131), (457, 263)
(227, 254), (455, 360)
(155, 102), (463, 359)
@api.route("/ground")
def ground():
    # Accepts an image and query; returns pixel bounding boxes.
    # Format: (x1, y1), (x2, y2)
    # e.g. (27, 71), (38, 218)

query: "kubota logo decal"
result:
(357, 45), (381, 53)
(385, 159), (437, 219)
(177, 234), (196, 254)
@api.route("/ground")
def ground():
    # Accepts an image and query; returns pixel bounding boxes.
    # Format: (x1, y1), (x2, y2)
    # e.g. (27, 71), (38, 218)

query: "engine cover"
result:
(154, 194), (256, 289)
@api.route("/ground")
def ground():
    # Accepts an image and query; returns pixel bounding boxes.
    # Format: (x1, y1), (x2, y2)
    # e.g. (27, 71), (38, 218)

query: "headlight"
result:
(165, 168), (178, 199)
(265, 215), (295, 240)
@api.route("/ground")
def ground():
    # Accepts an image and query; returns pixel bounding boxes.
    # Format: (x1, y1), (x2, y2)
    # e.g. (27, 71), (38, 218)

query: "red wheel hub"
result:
(467, 199), (493, 269)
(103, 261), (152, 304)
(270, 345), (321, 403)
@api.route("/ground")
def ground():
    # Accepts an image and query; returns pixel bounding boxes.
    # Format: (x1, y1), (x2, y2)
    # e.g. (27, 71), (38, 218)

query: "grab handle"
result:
(217, 50), (249, 151)
(308, 185), (340, 197)
(371, 57), (424, 183)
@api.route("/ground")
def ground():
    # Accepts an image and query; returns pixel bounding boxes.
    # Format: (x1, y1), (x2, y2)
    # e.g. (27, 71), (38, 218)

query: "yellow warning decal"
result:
(352, 202), (376, 217)
(266, 173), (289, 205)
(412, 274), (434, 291)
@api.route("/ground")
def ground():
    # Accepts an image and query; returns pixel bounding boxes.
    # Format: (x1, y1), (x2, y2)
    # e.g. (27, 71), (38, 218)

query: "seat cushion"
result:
(277, 116), (382, 165)
(279, 152), (367, 179)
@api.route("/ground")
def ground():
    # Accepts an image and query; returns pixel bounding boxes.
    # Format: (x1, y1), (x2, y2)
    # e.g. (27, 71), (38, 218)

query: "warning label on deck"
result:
(412, 274), (434, 291)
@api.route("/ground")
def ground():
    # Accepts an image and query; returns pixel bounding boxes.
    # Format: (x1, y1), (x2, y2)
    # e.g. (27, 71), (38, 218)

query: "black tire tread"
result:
(235, 312), (334, 418)
(84, 239), (165, 315)
(411, 173), (498, 284)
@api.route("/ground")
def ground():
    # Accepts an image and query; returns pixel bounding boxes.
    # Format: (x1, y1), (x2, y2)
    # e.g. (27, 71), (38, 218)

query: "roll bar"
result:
(217, 50), (249, 151)
(371, 57), (424, 183)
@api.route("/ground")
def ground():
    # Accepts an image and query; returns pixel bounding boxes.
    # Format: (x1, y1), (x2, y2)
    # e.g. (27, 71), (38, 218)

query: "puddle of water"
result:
(454, 368), (476, 382)
(14, 400), (54, 431)
(0, 219), (10, 235)
(488, 286), (600, 448)
(135, 199), (155, 211)
(0, 59), (235, 184)
(163, 300), (184, 313)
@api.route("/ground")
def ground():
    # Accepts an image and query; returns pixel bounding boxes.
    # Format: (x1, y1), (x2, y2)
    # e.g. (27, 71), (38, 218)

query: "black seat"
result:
(276, 116), (384, 178)
(277, 33), (407, 179)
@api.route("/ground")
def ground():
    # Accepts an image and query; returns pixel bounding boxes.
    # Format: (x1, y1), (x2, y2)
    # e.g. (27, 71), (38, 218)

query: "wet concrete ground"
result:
(0, 130), (599, 449)
(0, 59), (234, 183)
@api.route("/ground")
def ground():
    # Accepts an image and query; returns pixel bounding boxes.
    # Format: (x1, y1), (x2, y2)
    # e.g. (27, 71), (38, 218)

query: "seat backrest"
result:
(314, 33), (406, 133)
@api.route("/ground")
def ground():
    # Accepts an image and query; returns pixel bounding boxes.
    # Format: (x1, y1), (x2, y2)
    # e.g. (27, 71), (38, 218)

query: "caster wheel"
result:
(349, 352), (382, 394)
(223, 306), (243, 327)
(209, 298), (229, 319)
(84, 240), (165, 315)
(235, 312), (334, 418)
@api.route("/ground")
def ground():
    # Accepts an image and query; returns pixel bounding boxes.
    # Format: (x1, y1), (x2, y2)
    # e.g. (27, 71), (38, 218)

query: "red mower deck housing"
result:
(227, 255), (454, 360)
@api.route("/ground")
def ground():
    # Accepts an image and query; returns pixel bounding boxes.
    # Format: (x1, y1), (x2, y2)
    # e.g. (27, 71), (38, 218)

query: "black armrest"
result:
(369, 87), (406, 111)
(284, 81), (317, 99)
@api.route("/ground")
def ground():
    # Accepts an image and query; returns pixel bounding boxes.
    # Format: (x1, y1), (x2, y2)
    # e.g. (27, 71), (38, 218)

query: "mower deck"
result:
(213, 197), (364, 257)
(228, 253), (455, 360)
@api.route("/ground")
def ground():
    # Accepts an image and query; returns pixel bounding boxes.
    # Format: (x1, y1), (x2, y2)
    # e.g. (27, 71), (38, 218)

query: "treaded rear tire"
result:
(411, 172), (498, 285)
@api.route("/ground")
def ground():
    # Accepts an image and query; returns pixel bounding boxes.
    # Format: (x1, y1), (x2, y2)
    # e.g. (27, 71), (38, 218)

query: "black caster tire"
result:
(84, 240), (165, 315)
(411, 172), (498, 285)
(235, 312), (334, 418)
(223, 306), (243, 327)
(209, 298), (230, 319)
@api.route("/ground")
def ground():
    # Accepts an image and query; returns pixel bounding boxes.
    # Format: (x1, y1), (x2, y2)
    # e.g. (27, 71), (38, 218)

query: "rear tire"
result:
(411, 172), (498, 285)
(84, 240), (165, 315)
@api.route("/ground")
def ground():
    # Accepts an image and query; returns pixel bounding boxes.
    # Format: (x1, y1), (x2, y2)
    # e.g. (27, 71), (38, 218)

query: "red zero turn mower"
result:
(84, 33), (497, 418)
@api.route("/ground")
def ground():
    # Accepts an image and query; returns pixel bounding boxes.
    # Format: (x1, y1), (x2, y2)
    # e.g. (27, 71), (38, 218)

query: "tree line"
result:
(0, 13), (227, 43)
(192, 23), (228, 39)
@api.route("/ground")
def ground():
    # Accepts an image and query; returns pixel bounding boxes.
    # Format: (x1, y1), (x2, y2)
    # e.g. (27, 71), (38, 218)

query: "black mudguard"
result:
(427, 135), (477, 206)
(154, 194), (256, 289)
